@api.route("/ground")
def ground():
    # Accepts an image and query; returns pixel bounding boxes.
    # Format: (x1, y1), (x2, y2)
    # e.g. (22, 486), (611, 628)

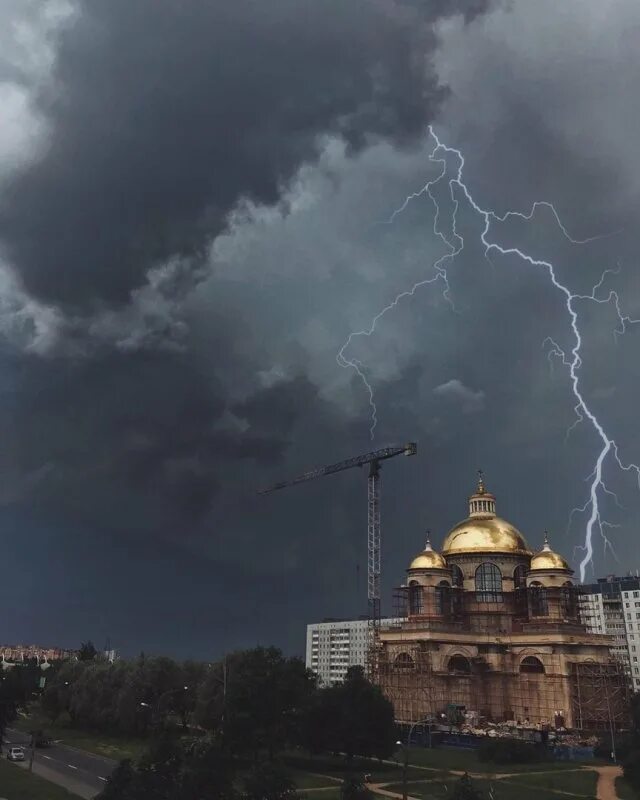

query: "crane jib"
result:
(258, 442), (416, 494)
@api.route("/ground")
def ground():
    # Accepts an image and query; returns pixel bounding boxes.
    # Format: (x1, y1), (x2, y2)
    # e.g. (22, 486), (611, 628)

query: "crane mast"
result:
(260, 442), (417, 670)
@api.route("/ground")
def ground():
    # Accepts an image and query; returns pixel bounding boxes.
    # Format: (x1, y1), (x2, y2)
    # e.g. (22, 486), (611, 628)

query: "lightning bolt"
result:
(337, 126), (640, 580)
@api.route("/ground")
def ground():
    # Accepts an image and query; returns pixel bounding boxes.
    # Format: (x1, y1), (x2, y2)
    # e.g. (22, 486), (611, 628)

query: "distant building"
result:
(104, 649), (119, 663)
(578, 575), (640, 692)
(306, 617), (395, 686)
(0, 644), (75, 663)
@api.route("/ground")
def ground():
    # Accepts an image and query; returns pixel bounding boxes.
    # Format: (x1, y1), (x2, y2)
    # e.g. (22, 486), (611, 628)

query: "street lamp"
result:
(396, 740), (408, 800)
(139, 686), (189, 727)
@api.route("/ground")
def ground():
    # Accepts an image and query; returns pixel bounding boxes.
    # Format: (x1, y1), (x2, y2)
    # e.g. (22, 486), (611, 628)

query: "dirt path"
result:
(593, 765), (622, 800)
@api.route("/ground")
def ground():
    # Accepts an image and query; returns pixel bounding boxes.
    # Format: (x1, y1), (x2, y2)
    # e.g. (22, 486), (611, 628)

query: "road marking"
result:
(67, 764), (78, 770)
(99, 776), (107, 781)
(42, 755), (52, 760)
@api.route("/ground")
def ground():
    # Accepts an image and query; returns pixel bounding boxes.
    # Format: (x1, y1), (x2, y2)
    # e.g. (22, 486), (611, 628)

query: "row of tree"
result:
(41, 647), (396, 760)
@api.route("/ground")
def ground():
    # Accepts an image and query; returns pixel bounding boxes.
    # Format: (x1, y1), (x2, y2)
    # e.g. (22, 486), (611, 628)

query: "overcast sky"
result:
(0, 0), (639, 659)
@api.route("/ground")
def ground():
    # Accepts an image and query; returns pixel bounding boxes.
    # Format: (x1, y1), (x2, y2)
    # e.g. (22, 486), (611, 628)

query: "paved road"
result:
(4, 727), (117, 797)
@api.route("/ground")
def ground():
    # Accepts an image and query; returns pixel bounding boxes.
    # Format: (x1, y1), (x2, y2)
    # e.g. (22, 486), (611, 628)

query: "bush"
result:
(340, 775), (372, 800)
(477, 737), (547, 765)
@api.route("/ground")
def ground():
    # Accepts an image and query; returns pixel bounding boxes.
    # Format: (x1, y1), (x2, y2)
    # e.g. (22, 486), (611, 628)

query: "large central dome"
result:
(442, 472), (532, 556)
(442, 516), (531, 556)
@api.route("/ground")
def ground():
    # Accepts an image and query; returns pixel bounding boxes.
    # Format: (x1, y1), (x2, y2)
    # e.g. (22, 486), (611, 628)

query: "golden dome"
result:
(442, 516), (531, 556)
(442, 474), (531, 556)
(409, 535), (447, 571)
(530, 532), (571, 572)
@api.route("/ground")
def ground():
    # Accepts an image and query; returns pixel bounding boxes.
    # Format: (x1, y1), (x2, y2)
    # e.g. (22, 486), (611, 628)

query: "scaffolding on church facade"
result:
(372, 583), (631, 733)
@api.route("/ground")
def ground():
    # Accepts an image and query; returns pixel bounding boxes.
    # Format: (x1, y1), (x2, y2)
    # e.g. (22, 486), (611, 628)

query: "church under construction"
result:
(375, 475), (629, 731)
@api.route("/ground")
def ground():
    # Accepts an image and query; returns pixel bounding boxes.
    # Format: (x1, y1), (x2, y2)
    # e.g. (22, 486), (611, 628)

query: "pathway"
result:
(593, 765), (622, 800)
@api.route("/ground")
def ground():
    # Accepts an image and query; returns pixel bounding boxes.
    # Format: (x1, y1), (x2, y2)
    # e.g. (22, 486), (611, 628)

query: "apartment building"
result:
(579, 575), (640, 692)
(306, 617), (394, 686)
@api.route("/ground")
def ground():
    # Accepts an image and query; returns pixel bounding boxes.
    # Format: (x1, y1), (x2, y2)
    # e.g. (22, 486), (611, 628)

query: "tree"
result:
(452, 773), (483, 800)
(97, 735), (237, 800)
(195, 647), (316, 758)
(78, 641), (98, 661)
(621, 694), (640, 791)
(243, 761), (297, 800)
(340, 775), (372, 800)
(0, 686), (17, 755)
(302, 666), (396, 760)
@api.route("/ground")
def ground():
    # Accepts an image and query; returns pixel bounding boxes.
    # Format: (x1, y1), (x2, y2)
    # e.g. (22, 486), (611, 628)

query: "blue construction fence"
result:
(400, 728), (595, 761)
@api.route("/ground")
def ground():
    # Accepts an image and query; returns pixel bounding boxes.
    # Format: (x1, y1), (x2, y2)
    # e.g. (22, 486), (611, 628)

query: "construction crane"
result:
(259, 443), (417, 637)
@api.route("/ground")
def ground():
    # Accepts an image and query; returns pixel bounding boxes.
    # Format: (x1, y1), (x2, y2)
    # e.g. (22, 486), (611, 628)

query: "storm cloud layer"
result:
(0, 0), (639, 658)
(0, 0), (467, 310)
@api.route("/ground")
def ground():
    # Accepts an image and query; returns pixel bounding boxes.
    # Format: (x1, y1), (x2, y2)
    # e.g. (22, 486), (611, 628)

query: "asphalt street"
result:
(4, 727), (117, 796)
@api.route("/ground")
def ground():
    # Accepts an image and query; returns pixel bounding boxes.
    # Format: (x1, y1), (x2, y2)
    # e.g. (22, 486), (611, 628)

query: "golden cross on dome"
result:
(477, 469), (485, 494)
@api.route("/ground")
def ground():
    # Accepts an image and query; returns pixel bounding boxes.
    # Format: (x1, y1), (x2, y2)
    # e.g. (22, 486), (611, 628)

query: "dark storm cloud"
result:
(0, 0), (487, 310)
(7, 0), (640, 659)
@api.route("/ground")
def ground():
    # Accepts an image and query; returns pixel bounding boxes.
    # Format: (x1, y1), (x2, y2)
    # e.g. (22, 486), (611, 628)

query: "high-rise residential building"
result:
(578, 575), (640, 692)
(306, 617), (394, 685)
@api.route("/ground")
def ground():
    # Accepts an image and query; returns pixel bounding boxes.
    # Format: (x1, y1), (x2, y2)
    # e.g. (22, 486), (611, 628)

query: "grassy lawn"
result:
(384, 775), (598, 800)
(287, 768), (341, 789)
(405, 747), (584, 775)
(500, 769), (598, 795)
(15, 710), (148, 762)
(283, 752), (425, 783)
(304, 791), (343, 800)
(614, 776), (637, 800)
(0, 759), (77, 799)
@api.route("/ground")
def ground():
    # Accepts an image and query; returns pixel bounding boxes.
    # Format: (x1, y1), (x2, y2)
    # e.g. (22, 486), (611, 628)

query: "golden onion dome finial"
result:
(530, 530), (572, 572)
(409, 532), (447, 571)
(477, 469), (485, 495)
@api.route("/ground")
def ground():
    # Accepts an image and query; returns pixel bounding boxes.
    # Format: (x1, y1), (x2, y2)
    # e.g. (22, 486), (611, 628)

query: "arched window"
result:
(530, 583), (548, 616)
(409, 581), (423, 615)
(520, 656), (545, 674)
(475, 563), (502, 602)
(394, 653), (414, 671)
(451, 565), (464, 588)
(562, 586), (576, 618)
(513, 564), (527, 590)
(436, 580), (450, 615)
(448, 655), (472, 675)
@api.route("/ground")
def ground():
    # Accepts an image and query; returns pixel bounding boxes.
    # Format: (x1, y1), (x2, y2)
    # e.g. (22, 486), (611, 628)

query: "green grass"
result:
(0, 759), (78, 799)
(282, 752), (425, 783)
(303, 791), (343, 800)
(384, 775), (597, 800)
(501, 769), (598, 795)
(615, 776), (638, 800)
(405, 747), (583, 775)
(287, 768), (341, 789)
(15, 710), (148, 762)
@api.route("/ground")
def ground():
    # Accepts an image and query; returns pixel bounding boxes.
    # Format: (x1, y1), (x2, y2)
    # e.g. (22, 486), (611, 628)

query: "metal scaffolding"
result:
(373, 584), (631, 732)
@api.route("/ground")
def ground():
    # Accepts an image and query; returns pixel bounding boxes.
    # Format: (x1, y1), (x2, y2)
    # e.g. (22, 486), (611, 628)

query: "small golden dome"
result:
(409, 534), (447, 571)
(530, 531), (571, 572)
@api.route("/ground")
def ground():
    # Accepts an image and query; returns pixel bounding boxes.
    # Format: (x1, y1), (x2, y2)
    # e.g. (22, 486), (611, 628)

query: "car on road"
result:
(6, 746), (25, 761)
(34, 732), (52, 748)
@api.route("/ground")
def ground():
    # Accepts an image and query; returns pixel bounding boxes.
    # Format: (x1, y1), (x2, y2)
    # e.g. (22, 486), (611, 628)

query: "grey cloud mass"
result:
(433, 379), (485, 414)
(0, 0), (639, 659)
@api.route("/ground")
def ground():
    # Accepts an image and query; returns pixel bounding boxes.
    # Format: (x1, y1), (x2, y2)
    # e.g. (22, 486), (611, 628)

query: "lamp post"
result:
(396, 740), (408, 800)
(140, 686), (189, 728)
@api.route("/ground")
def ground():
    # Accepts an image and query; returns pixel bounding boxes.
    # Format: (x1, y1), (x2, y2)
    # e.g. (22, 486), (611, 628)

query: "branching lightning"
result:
(337, 126), (640, 580)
